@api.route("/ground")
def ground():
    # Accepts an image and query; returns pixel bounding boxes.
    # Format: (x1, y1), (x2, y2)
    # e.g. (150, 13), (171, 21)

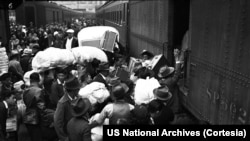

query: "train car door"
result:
(184, 0), (250, 124)
(170, 0), (190, 96)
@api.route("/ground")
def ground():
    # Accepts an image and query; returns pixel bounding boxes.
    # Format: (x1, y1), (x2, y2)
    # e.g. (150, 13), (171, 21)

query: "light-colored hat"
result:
(53, 31), (59, 36)
(22, 48), (32, 56)
(158, 65), (175, 78)
(66, 29), (74, 33)
(153, 86), (172, 101)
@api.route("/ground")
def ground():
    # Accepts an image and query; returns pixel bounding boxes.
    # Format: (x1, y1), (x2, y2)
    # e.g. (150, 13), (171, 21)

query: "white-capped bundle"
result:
(71, 46), (108, 65)
(0, 48), (9, 76)
(23, 70), (41, 86)
(134, 77), (161, 105)
(78, 26), (119, 48)
(78, 82), (110, 105)
(32, 47), (75, 72)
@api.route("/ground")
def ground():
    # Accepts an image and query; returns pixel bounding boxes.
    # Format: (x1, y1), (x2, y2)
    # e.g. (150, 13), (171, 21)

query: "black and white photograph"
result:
(0, 0), (249, 141)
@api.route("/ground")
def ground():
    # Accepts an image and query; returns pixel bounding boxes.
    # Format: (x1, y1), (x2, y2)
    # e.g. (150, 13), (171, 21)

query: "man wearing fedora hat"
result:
(63, 29), (78, 50)
(67, 98), (91, 141)
(150, 86), (175, 124)
(92, 62), (110, 89)
(156, 49), (183, 114)
(54, 76), (81, 141)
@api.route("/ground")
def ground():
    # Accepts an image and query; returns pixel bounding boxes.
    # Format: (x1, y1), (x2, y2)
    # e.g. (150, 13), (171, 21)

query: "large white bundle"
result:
(0, 47), (9, 76)
(71, 46), (108, 64)
(32, 47), (75, 72)
(89, 113), (109, 141)
(134, 77), (161, 105)
(78, 26), (119, 48)
(78, 82), (110, 105)
(31, 51), (51, 72)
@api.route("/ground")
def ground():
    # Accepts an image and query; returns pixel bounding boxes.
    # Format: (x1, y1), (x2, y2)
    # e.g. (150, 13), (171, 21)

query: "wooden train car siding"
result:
(129, 1), (170, 59)
(0, 9), (10, 45)
(185, 0), (250, 124)
(36, 4), (46, 27)
(15, 1), (82, 27)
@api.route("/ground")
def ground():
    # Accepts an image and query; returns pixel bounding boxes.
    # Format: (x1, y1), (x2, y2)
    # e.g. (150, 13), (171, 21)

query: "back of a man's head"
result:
(112, 85), (125, 100)
(30, 72), (40, 83)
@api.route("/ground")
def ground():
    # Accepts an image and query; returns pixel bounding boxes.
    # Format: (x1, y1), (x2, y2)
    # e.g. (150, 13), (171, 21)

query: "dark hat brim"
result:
(158, 67), (175, 78)
(153, 88), (172, 101)
(65, 85), (81, 90)
(140, 50), (153, 57)
(71, 98), (91, 117)
(64, 77), (81, 90)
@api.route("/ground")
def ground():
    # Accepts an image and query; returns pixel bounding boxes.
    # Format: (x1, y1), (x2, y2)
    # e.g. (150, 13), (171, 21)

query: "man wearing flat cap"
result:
(63, 29), (78, 50)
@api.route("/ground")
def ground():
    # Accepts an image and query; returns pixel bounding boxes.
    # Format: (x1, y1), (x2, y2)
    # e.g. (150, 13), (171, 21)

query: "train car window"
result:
(123, 4), (125, 22)
(116, 11), (118, 24)
(115, 11), (117, 23)
(116, 11), (117, 23)
(57, 11), (59, 22)
(53, 11), (55, 23)
(108, 12), (109, 21)
(111, 12), (112, 21)
(118, 11), (120, 24)
(120, 11), (122, 24)
(113, 12), (115, 22)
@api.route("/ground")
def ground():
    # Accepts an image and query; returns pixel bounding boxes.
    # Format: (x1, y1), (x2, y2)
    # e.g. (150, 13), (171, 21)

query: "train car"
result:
(96, 0), (188, 65)
(15, 1), (82, 27)
(96, 1), (129, 53)
(96, 4), (105, 25)
(96, 0), (250, 125)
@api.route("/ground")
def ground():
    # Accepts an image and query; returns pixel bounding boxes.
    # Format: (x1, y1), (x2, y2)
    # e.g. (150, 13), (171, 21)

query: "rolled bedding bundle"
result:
(32, 47), (75, 72)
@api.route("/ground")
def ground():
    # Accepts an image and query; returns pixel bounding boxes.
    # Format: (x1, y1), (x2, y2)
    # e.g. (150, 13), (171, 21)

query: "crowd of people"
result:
(0, 20), (200, 141)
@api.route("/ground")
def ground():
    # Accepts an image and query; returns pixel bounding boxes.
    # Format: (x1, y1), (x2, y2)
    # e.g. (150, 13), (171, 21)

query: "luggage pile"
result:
(32, 47), (108, 72)
(32, 47), (75, 72)
(72, 46), (108, 65)
(78, 26), (119, 52)
(0, 48), (9, 76)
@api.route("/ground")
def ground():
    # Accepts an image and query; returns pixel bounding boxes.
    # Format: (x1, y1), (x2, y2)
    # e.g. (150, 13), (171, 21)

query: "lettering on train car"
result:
(206, 87), (249, 124)
(238, 108), (247, 124)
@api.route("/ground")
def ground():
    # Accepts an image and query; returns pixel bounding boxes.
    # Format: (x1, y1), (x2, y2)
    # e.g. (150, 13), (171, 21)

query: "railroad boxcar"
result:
(179, 0), (250, 125)
(15, 1), (82, 27)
